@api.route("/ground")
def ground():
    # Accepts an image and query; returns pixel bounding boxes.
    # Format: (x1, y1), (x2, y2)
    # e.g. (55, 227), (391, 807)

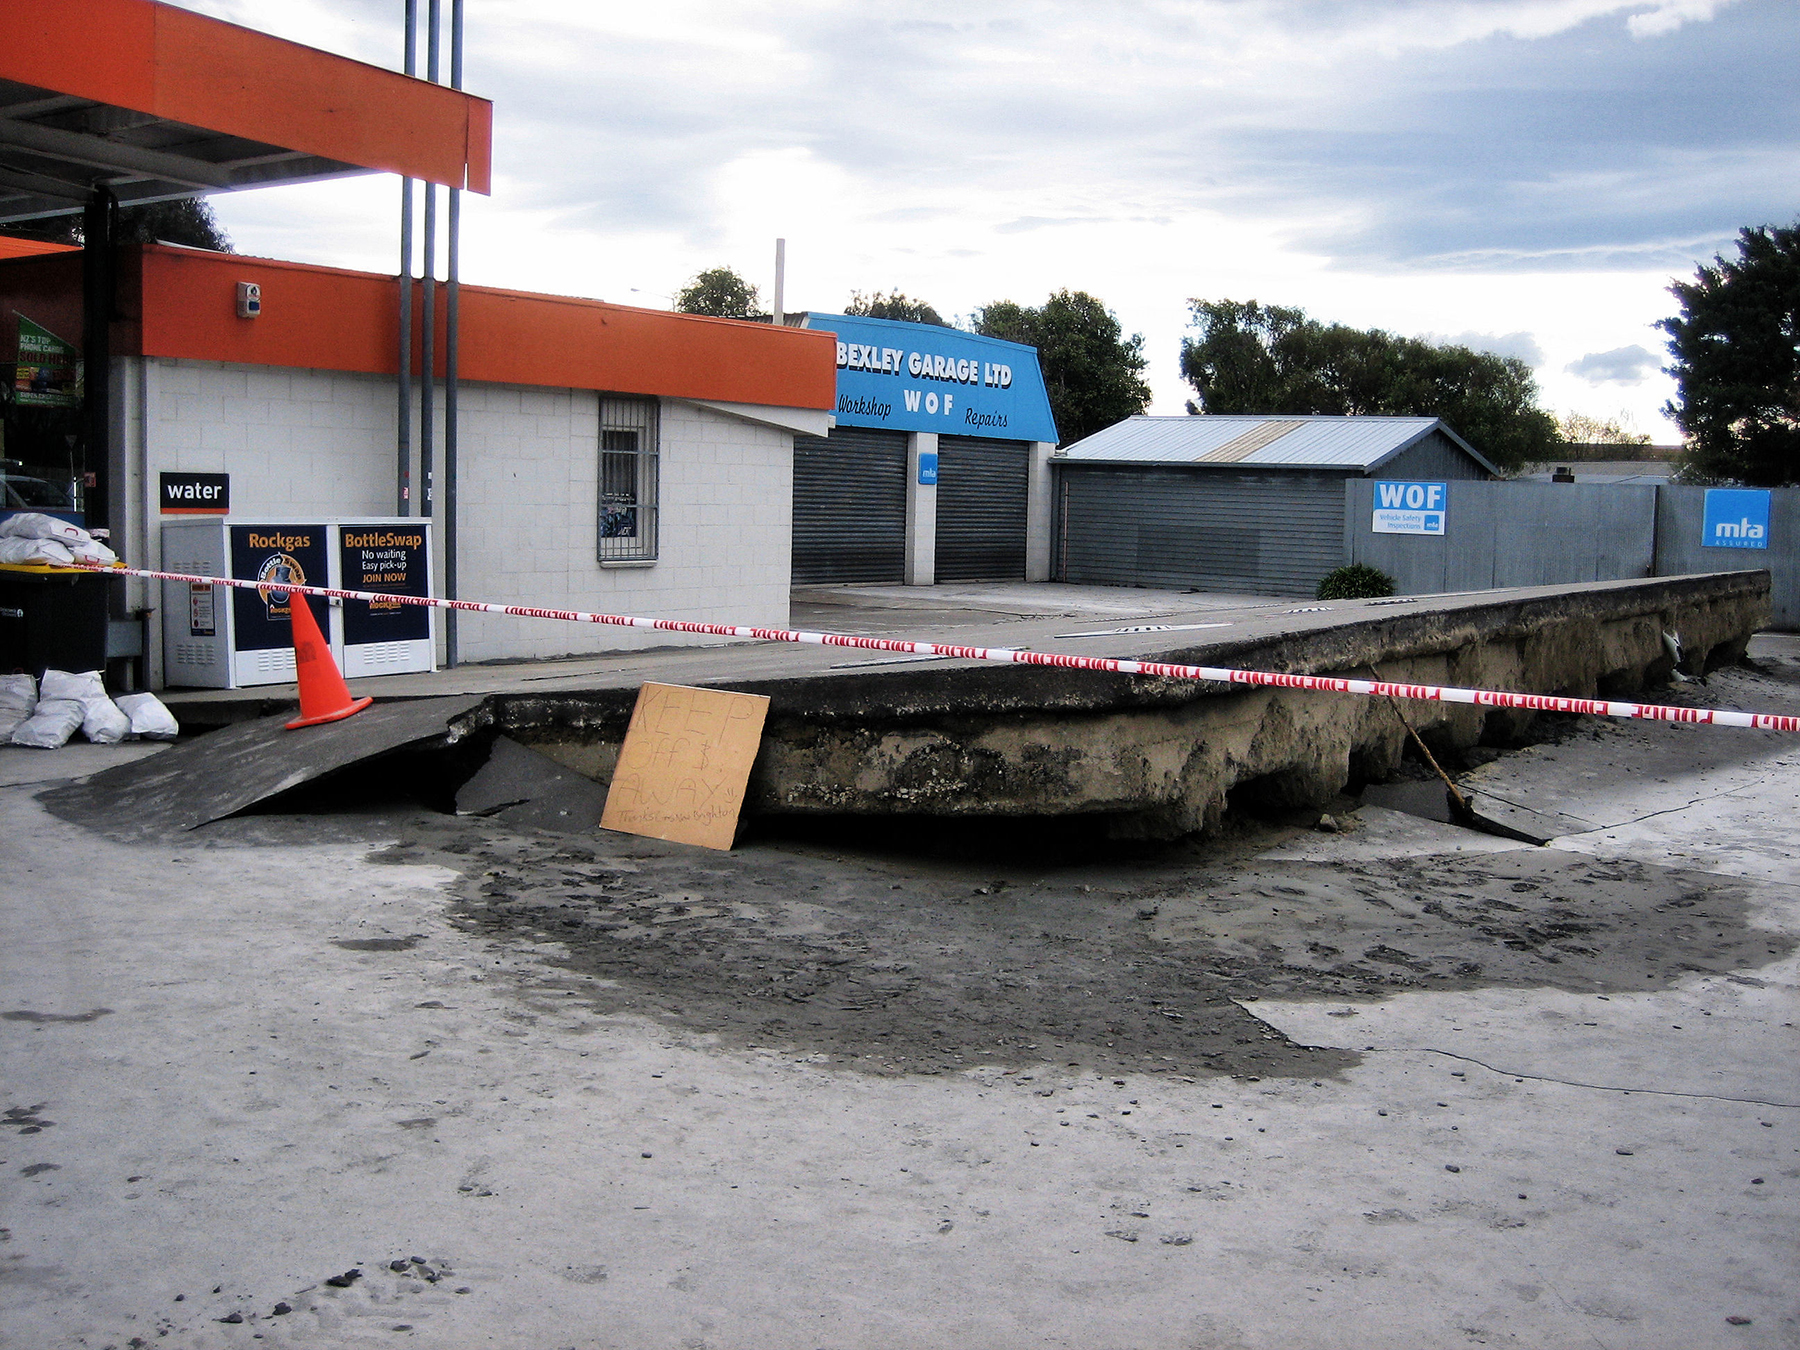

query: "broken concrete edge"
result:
(476, 571), (1771, 838)
(33, 695), (493, 839)
(155, 570), (1771, 733)
(475, 576), (1756, 734)
(100, 571), (1768, 842)
(491, 569), (1767, 727)
(164, 690), (478, 733)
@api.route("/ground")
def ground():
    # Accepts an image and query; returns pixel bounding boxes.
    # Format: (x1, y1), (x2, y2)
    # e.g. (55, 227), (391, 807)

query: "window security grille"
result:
(598, 397), (659, 561)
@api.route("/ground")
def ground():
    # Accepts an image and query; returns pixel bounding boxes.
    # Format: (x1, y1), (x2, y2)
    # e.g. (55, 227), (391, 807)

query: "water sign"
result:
(1372, 481), (1448, 536)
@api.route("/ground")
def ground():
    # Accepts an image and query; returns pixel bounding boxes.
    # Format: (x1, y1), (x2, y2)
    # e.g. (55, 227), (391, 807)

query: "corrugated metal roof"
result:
(1059, 415), (1455, 470)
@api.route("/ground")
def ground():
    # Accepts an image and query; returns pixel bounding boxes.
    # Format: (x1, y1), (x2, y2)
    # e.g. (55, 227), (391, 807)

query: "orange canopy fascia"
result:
(0, 235), (77, 260)
(2, 0), (491, 193)
(107, 246), (836, 410)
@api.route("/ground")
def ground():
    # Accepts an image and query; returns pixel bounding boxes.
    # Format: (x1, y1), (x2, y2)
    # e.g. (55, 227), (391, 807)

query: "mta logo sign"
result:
(1702, 488), (1770, 550)
(1372, 481), (1448, 536)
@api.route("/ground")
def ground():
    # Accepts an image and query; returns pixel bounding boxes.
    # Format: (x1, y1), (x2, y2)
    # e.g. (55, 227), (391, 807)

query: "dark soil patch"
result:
(1133, 850), (1789, 1000)
(332, 937), (422, 952)
(372, 806), (1790, 1081)
(381, 817), (1354, 1081)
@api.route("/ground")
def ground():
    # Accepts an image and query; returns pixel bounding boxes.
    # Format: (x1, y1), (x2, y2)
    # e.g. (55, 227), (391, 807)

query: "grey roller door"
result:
(1056, 466), (1348, 596)
(937, 435), (1028, 581)
(792, 427), (908, 584)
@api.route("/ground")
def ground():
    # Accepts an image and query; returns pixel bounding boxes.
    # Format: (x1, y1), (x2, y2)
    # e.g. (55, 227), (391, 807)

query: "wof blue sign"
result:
(805, 312), (1059, 443)
(1371, 480), (1448, 536)
(1702, 488), (1771, 550)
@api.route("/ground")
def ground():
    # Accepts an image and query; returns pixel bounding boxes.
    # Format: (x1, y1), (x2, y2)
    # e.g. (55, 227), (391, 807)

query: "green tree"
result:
(972, 290), (1150, 444)
(1554, 411), (1651, 446)
(1180, 299), (1558, 472)
(1659, 221), (1800, 487)
(844, 290), (948, 326)
(673, 266), (763, 319)
(1, 197), (232, 250)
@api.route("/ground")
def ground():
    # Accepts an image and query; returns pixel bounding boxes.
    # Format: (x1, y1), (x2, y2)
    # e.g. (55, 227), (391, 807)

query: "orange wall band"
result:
(0, 237), (79, 261)
(0, 0), (491, 192)
(0, 247), (837, 411)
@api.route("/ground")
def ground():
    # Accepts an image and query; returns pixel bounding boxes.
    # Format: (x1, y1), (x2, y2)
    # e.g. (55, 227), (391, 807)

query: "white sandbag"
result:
(37, 669), (129, 744)
(81, 695), (131, 744)
(10, 698), (83, 749)
(68, 538), (117, 566)
(40, 668), (106, 703)
(0, 512), (92, 546)
(0, 536), (76, 566)
(116, 691), (180, 740)
(0, 673), (36, 740)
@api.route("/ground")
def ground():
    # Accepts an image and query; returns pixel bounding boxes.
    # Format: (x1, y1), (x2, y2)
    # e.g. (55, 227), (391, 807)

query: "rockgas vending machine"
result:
(161, 518), (435, 688)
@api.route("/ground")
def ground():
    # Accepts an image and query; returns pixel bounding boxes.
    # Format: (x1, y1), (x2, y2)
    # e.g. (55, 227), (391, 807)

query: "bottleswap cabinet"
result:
(161, 518), (435, 688)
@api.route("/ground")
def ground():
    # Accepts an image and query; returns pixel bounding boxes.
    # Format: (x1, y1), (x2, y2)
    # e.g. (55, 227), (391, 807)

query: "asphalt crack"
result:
(1366, 1046), (1800, 1109)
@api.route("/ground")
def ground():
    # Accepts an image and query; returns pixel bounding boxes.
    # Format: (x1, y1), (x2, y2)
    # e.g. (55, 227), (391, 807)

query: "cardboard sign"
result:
(600, 682), (770, 850)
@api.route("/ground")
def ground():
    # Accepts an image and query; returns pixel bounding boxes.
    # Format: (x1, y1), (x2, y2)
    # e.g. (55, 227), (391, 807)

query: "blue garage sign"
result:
(805, 312), (1058, 443)
(917, 451), (939, 486)
(1702, 488), (1771, 550)
(1372, 481), (1448, 536)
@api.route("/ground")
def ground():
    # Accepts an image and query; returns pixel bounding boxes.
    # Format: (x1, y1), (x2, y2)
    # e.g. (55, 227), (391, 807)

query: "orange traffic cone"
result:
(283, 593), (373, 730)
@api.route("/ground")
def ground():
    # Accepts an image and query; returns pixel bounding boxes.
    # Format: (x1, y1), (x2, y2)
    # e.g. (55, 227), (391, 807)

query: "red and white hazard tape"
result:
(76, 562), (1800, 733)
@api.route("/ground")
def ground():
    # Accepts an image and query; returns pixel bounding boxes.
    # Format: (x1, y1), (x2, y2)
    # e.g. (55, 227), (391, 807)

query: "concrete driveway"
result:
(3, 655), (1796, 1349)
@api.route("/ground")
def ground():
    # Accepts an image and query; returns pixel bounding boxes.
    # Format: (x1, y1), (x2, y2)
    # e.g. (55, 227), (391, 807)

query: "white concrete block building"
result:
(0, 245), (837, 684)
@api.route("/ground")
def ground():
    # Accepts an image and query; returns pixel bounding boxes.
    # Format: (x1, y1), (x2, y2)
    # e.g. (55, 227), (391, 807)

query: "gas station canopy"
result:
(0, 0), (491, 224)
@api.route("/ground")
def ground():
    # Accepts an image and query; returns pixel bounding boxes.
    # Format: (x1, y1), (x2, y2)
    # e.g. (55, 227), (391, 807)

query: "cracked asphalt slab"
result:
(2, 662), (1798, 1348)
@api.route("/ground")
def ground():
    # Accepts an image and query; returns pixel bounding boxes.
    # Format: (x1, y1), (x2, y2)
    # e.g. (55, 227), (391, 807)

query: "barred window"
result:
(598, 397), (658, 562)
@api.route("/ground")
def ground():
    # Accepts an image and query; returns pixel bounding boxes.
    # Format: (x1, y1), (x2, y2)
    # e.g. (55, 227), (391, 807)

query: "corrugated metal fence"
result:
(1058, 465), (1347, 596)
(1347, 480), (1798, 628)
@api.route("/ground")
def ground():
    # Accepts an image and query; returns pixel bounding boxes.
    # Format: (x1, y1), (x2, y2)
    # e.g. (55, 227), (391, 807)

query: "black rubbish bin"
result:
(0, 565), (109, 678)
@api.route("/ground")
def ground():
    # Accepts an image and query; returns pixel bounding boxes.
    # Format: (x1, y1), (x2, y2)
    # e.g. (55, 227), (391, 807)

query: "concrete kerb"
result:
(105, 570), (1779, 842)
(475, 571), (1769, 837)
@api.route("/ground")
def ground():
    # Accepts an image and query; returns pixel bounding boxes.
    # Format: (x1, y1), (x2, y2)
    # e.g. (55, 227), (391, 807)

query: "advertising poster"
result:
(229, 524), (329, 653)
(338, 525), (431, 646)
(13, 314), (81, 408)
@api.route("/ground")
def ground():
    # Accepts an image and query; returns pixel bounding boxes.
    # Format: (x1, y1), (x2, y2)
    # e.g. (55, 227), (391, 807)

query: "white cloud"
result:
(1424, 331), (1547, 366)
(1566, 345), (1661, 384)
(1627, 0), (1736, 38)
(174, 0), (1787, 440)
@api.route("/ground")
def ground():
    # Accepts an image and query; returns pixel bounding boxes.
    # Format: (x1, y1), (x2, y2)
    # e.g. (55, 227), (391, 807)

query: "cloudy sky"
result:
(186, 0), (1797, 438)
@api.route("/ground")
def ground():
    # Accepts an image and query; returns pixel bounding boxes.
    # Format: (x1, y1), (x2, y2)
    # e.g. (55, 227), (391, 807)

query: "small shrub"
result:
(1316, 564), (1397, 601)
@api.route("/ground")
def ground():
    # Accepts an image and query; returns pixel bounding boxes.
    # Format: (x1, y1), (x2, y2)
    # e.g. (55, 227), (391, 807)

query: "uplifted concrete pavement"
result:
(156, 572), (1772, 841)
(157, 574), (1765, 724)
(2, 649), (1797, 1349)
(156, 581), (1295, 725)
